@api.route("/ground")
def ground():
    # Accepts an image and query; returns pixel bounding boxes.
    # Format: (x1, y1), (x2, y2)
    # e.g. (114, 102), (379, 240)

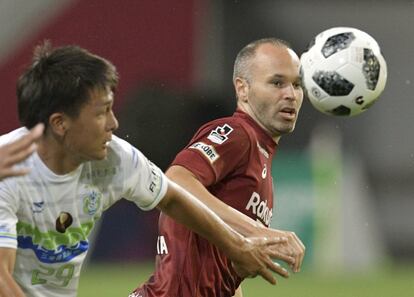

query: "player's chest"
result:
(220, 150), (274, 226)
(17, 181), (108, 227)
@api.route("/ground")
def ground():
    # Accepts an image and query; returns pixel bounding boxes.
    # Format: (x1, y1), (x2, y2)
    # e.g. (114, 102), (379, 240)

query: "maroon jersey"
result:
(132, 110), (277, 297)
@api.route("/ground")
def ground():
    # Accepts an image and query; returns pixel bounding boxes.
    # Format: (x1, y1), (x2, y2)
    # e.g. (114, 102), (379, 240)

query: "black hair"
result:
(17, 41), (119, 128)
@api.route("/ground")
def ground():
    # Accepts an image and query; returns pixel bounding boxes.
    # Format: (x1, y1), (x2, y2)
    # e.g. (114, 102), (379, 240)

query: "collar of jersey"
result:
(233, 109), (278, 150)
(32, 152), (84, 183)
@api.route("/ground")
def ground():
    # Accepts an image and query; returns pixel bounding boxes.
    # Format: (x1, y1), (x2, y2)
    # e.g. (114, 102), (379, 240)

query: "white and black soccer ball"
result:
(300, 27), (387, 116)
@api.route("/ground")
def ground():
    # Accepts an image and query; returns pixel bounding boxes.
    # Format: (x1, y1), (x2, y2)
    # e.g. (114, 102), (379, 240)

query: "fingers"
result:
(7, 123), (44, 155)
(256, 260), (290, 285)
(267, 261), (289, 278)
(30, 123), (45, 139)
(3, 143), (37, 167)
(231, 234), (302, 287)
(0, 167), (30, 178)
(257, 268), (277, 285)
(263, 230), (306, 273)
(287, 232), (305, 273)
(261, 236), (296, 267)
(0, 123), (44, 179)
(268, 250), (296, 266)
(264, 236), (288, 245)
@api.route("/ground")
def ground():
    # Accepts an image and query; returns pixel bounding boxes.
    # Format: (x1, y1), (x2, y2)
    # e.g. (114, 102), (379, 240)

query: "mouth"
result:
(279, 107), (296, 120)
(102, 138), (112, 149)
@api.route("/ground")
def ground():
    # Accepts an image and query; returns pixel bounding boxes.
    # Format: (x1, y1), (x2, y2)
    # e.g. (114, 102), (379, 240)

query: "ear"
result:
(234, 77), (249, 103)
(48, 112), (69, 137)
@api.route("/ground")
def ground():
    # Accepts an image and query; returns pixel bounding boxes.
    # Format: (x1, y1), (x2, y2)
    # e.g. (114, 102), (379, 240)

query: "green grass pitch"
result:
(78, 263), (414, 297)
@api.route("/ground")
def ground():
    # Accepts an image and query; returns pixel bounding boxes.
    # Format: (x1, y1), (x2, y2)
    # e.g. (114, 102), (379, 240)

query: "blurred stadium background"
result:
(1, 0), (413, 296)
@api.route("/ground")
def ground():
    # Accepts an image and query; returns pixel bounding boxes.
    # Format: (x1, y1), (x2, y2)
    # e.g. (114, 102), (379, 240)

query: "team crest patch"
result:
(207, 124), (233, 144)
(189, 142), (219, 163)
(83, 190), (102, 216)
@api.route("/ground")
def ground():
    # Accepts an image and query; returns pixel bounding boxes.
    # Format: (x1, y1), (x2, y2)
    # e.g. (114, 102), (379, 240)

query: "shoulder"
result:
(108, 134), (134, 152)
(107, 135), (141, 161)
(106, 135), (152, 172)
(196, 116), (251, 145)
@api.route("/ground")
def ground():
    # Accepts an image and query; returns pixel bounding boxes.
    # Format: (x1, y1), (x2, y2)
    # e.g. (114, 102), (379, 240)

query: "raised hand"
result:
(0, 123), (44, 180)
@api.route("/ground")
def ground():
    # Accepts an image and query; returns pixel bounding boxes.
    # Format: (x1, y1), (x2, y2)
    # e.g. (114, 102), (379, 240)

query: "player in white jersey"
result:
(0, 42), (294, 297)
(0, 130), (169, 296)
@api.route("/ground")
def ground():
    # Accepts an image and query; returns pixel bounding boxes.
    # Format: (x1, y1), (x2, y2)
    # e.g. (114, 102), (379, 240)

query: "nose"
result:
(108, 111), (119, 132)
(283, 83), (296, 101)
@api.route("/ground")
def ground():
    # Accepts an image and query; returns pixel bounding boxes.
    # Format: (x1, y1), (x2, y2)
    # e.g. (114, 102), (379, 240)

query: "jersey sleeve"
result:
(0, 181), (19, 249)
(171, 121), (250, 187)
(113, 136), (168, 211)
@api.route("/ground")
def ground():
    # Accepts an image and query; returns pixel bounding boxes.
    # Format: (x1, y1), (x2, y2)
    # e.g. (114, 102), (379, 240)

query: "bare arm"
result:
(0, 248), (25, 297)
(157, 179), (290, 284)
(0, 123), (44, 180)
(166, 165), (305, 272)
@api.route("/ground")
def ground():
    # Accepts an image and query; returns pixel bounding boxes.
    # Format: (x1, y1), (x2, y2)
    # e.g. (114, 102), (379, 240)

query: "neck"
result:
(237, 102), (281, 143)
(37, 135), (83, 175)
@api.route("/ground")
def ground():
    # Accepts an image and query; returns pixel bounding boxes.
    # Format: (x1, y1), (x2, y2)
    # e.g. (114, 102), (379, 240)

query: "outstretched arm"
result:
(0, 123), (44, 180)
(157, 179), (292, 284)
(0, 247), (26, 297)
(166, 165), (305, 273)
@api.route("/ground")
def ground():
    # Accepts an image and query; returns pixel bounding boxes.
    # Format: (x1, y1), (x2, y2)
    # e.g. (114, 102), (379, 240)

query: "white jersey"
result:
(0, 127), (168, 297)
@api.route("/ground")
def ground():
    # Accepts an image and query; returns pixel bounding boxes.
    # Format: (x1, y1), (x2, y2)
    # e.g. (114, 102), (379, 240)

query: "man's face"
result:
(63, 87), (119, 161)
(241, 44), (303, 141)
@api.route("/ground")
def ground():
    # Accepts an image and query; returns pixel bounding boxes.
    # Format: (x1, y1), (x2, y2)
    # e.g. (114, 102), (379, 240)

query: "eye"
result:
(271, 80), (284, 87)
(293, 81), (303, 89)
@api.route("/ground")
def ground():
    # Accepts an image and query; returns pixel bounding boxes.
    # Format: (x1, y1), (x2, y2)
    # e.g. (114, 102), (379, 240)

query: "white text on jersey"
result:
(189, 142), (219, 163)
(245, 192), (273, 226)
(157, 236), (169, 255)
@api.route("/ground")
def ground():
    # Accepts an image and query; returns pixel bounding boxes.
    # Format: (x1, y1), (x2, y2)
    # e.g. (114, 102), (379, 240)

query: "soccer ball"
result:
(300, 27), (387, 116)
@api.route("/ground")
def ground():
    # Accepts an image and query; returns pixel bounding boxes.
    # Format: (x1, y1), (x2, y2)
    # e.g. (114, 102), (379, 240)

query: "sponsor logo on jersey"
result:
(18, 236), (88, 264)
(245, 192), (273, 226)
(16, 221), (94, 263)
(83, 190), (102, 216)
(31, 201), (45, 213)
(156, 235), (169, 255)
(148, 161), (162, 195)
(207, 124), (233, 144)
(257, 142), (269, 159)
(189, 142), (219, 163)
(83, 167), (117, 179)
(262, 164), (267, 179)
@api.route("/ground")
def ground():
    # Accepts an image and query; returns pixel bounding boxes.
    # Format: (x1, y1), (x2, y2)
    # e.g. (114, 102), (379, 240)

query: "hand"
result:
(0, 123), (44, 180)
(230, 236), (294, 285)
(260, 228), (306, 273)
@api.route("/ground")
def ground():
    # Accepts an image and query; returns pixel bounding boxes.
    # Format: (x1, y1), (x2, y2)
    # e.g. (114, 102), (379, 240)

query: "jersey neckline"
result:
(233, 109), (278, 150)
(32, 152), (84, 183)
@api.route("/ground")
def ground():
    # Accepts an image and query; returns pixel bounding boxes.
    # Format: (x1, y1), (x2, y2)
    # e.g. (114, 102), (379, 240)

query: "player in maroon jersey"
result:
(131, 38), (306, 297)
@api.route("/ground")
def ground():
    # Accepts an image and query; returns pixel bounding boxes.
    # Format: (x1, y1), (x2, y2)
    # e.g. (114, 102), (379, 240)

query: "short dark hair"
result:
(233, 38), (291, 83)
(17, 41), (119, 128)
